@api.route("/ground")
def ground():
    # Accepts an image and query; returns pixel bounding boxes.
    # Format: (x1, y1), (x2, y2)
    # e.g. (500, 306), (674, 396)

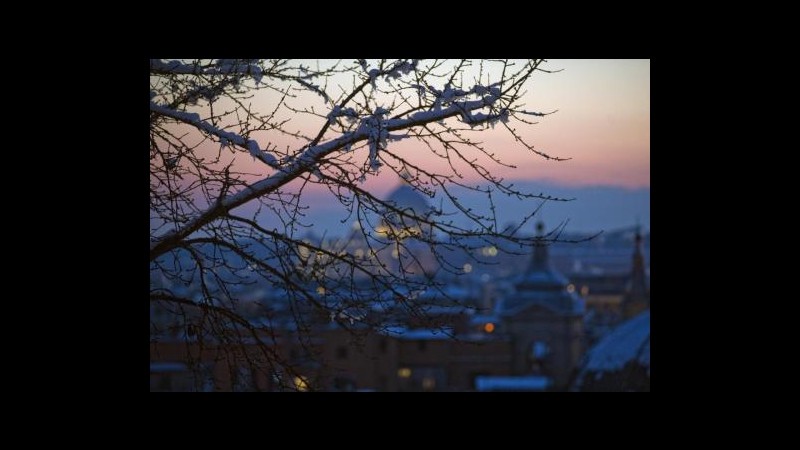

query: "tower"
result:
(497, 221), (585, 390)
(622, 226), (649, 319)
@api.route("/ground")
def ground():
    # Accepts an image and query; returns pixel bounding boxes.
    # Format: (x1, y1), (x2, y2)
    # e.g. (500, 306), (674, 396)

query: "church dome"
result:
(379, 180), (434, 240)
(498, 221), (584, 316)
(385, 184), (431, 218)
(376, 176), (437, 273)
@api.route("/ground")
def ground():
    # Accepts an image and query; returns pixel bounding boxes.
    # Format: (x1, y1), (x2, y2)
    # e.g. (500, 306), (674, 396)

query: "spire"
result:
(529, 221), (550, 271)
(623, 224), (649, 318)
(630, 226), (647, 297)
(507, 219), (579, 315)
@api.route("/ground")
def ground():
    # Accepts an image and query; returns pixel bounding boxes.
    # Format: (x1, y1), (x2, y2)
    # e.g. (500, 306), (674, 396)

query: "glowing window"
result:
(293, 376), (309, 392)
(398, 367), (412, 378)
(484, 323), (495, 333)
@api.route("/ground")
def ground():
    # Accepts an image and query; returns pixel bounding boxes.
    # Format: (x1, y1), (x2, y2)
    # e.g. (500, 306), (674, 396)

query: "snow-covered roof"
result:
(475, 375), (552, 391)
(381, 326), (453, 340)
(414, 284), (474, 301)
(469, 314), (500, 325)
(579, 310), (650, 375)
(150, 362), (188, 373)
(420, 304), (476, 315)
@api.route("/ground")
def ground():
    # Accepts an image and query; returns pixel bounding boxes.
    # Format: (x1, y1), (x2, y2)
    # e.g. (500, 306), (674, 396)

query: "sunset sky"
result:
(511, 59), (650, 188)
(244, 59), (650, 191)
(173, 59), (650, 233)
(262, 59), (650, 232)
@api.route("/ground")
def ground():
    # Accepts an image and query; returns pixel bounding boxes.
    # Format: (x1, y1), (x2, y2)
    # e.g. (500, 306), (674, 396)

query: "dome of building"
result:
(373, 175), (438, 275)
(377, 175), (434, 241)
(498, 221), (584, 316)
(385, 184), (431, 218)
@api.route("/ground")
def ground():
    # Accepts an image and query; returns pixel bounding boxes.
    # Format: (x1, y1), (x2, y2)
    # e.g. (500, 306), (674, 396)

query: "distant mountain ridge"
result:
(242, 181), (650, 236)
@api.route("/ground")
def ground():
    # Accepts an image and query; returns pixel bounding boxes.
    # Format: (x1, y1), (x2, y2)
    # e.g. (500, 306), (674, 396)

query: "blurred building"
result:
(570, 228), (650, 392)
(571, 310), (650, 392)
(576, 226), (650, 346)
(621, 229), (649, 319)
(374, 175), (439, 276)
(296, 220), (584, 391)
(494, 221), (585, 390)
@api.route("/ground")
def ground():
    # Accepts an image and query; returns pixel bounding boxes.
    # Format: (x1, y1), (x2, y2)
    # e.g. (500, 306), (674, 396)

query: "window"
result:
(293, 376), (309, 391)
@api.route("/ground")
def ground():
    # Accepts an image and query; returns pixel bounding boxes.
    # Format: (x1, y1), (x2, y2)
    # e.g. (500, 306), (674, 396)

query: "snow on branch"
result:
(383, 59), (418, 81)
(357, 108), (390, 170)
(296, 79), (329, 102)
(150, 101), (278, 168)
(150, 59), (263, 84)
(327, 106), (359, 124)
(518, 110), (548, 117)
(151, 92), (514, 257)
